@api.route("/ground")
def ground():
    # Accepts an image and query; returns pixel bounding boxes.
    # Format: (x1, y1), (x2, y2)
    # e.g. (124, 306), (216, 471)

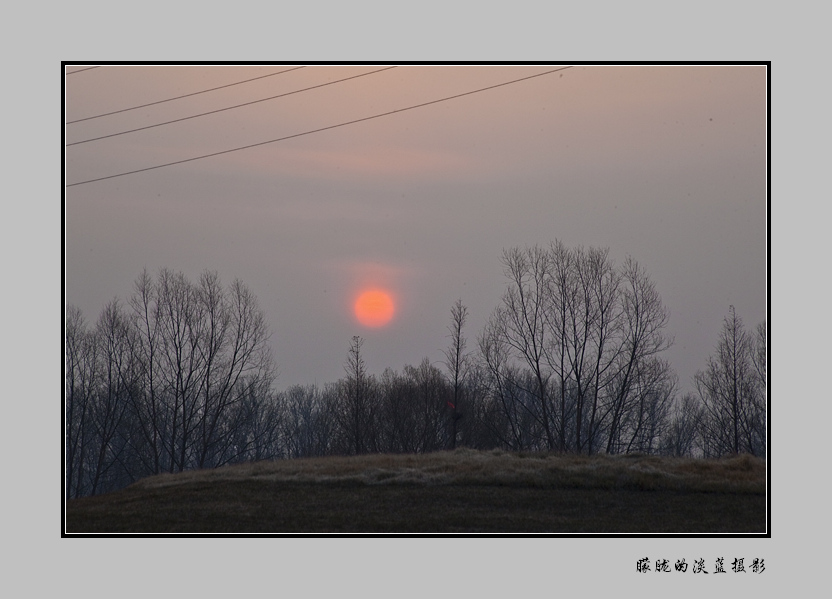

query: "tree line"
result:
(65, 242), (767, 498)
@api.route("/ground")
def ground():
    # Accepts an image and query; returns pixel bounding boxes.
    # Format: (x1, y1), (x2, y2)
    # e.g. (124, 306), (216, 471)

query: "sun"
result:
(354, 289), (395, 327)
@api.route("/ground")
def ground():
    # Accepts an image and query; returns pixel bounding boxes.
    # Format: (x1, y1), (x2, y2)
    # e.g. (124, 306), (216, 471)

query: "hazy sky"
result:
(65, 64), (767, 396)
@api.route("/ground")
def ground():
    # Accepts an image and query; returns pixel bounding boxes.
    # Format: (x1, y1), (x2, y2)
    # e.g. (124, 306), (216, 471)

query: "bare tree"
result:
(751, 320), (767, 450)
(601, 257), (673, 454)
(126, 269), (275, 472)
(621, 361), (676, 454)
(223, 378), (283, 464)
(443, 299), (469, 449)
(336, 336), (377, 455)
(455, 361), (502, 450)
(193, 274), (274, 468)
(562, 245), (622, 453)
(65, 306), (99, 498)
(66, 269), (279, 497)
(405, 358), (451, 452)
(88, 300), (138, 494)
(378, 367), (420, 453)
(695, 306), (766, 457)
(128, 269), (166, 475)
(499, 246), (556, 449)
(282, 385), (323, 458)
(660, 393), (705, 457)
(482, 242), (675, 455)
(478, 310), (527, 450)
(154, 269), (208, 472)
(546, 240), (577, 452)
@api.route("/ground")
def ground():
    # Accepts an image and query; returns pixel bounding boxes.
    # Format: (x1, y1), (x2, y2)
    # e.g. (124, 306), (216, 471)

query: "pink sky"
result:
(65, 64), (767, 394)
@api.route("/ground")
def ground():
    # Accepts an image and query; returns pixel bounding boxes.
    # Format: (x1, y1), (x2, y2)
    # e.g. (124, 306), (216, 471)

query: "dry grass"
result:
(132, 448), (765, 493)
(66, 449), (767, 534)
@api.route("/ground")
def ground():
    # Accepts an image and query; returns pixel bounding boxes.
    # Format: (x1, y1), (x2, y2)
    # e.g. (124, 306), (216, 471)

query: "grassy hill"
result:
(65, 448), (766, 534)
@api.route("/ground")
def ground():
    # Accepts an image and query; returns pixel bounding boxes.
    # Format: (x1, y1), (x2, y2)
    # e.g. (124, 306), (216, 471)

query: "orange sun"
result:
(354, 289), (395, 327)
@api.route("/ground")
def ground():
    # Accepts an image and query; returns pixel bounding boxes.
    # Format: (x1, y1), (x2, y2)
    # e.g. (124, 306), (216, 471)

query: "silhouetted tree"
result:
(67, 252), (767, 500)
(88, 300), (138, 494)
(193, 273), (275, 468)
(478, 313), (528, 450)
(124, 269), (274, 473)
(660, 393), (705, 457)
(695, 306), (766, 457)
(282, 385), (325, 458)
(483, 242), (674, 455)
(223, 378), (283, 464)
(65, 307), (98, 498)
(602, 257), (674, 454)
(405, 358), (451, 452)
(498, 246), (555, 449)
(443, 299), (469, 449)
(65, 268), (278, 497)
(454, 362), (495, 450)
(336, 336), (378, 454)
(378, 367), (420, 453)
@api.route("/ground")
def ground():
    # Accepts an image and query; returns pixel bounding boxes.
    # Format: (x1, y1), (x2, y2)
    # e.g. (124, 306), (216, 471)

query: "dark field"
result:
(65, 449), (766, 534)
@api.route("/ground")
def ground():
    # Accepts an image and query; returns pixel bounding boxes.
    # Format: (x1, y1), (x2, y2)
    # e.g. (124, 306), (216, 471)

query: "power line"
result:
(66, 66), (397, 146)
(67, 66), (573, 188)
(66, 66), (307, 125)
(66, 66), (101, 75)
